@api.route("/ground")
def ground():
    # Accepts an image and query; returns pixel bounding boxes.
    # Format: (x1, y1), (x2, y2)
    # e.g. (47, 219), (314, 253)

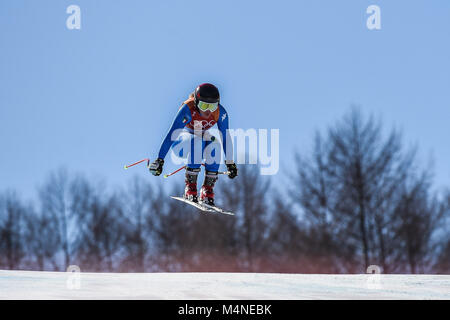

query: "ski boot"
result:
(199, 170), (218, 206)
(184, 167), (200, 202)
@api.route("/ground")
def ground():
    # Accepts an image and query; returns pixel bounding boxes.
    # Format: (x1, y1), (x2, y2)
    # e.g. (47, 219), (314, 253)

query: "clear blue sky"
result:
(1, 0), (449, 201)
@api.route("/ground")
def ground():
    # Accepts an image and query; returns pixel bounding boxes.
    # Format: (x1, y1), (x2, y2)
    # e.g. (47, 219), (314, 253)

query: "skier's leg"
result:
(184, 167), (201, 202)
(200, 140), (220, 206)
(203, 139), (220, 172)
(199, 170), (218, 206)
(184, 133), (202, 202)
(187, 132), (203, 170)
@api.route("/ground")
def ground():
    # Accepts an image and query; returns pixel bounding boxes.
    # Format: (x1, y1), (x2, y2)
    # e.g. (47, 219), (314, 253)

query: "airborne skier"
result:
(148, 83), (238, 208)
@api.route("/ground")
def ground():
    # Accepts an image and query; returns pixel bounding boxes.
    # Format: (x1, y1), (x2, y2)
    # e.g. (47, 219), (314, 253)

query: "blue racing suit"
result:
(155, 98), (233, 172)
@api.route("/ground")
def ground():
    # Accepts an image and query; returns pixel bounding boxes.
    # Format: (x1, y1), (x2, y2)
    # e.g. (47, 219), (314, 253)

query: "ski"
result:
(170, 196), (216, 213)
(198, 201), (235, 216)
(170, 196), (234, 216)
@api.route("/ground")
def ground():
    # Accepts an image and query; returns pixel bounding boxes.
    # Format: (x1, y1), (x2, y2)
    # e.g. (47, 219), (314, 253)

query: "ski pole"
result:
(163, 165), (186, 178)
(124, 158), (150, 170)
(163, 164), (230, 178)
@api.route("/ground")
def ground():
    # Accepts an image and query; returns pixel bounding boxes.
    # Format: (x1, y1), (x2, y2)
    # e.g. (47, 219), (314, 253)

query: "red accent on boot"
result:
(200, 185), (214, 202)
(184, 183), (197, 197)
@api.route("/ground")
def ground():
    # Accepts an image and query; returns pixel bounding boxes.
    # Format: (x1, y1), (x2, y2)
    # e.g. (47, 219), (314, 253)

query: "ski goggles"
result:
(198, 100), (219, 112)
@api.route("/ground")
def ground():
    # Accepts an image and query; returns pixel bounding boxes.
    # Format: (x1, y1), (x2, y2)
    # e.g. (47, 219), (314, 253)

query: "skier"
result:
(148, 83), (238, 207)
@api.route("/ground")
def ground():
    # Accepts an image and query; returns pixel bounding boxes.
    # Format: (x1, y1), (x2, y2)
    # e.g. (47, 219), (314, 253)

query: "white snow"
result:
(0, 270), (448, 300)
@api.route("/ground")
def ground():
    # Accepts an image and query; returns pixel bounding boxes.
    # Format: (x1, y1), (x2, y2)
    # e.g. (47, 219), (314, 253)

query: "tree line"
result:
(0, 109), (449, 273)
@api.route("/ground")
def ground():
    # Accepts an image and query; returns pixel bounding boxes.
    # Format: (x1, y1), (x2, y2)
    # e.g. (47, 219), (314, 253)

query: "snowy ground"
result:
(0, 270), (448, 299)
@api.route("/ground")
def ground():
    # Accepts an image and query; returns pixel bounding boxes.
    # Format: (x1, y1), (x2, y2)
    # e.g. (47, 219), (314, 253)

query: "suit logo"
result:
(193, 120), (216, 130)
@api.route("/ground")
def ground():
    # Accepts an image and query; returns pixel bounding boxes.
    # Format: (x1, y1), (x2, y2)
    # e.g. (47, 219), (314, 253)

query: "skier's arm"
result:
(156, 104), (192, 160)
(217, 105), (234, 164)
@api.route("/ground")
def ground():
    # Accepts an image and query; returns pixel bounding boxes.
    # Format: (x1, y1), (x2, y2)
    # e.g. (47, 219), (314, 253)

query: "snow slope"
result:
(0, 270), (448, 300)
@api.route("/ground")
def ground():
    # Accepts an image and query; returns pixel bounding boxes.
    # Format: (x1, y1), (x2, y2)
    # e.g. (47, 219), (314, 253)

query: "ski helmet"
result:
(194, 83), (220, 107)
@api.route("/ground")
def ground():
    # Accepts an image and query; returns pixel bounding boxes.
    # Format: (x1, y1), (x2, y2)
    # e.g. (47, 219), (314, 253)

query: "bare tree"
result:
(23, 206), (60, 270)
(39, 169), (72, 270)
(118, 176), (155, 272)
(265, 195), (306, 272)
(218, 165), (270, 272)
(150, 182), (212, 271)
(70, 176), (125, 272)
(291, 134), (357, 272)
(0, 192), (26, 269)
(292, 108), (428, 273)
(391, 173), (446, 273)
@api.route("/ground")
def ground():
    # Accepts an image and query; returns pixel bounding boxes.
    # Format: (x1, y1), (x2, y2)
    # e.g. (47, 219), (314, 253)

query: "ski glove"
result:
(149, 158), (164, 176)
(226, 162), (238, 179)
